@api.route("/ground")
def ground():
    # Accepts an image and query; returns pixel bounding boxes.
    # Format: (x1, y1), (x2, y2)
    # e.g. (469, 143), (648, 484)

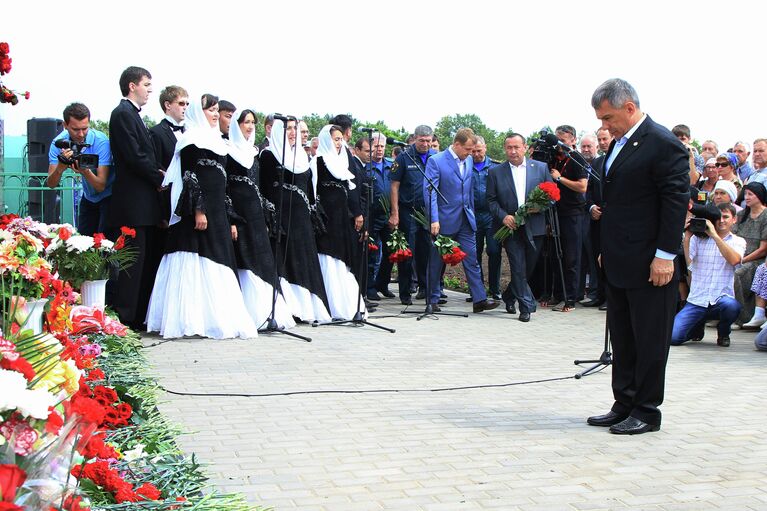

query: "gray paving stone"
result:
(146, 291), (767, 510)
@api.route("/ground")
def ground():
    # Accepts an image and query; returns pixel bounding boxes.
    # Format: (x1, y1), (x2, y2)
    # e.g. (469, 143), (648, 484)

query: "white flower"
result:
(16, 387), (56, 419)
(0, 369), (28, 412)
(99, 239), (114, 250)
(66, 235), (95, 253)
(122, 443), (146, 462)
(46, 237), (62, 254)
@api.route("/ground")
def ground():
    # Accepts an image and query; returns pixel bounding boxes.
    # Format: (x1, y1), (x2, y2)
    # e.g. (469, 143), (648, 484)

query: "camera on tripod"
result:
(54, 139), (99, 171)
(530, 129), (559, 166)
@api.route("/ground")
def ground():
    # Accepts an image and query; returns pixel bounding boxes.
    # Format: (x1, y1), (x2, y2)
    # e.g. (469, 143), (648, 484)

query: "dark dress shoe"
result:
(440, 292), (447, 298)
(491, 293), (502, 300)
(609, 417), (660, 435)
(717, 336), (730, 347)
(598, 303), (607, 311)
(587, 410), (628, 427)
(366, 292), (381, 301)
(378, 288), (395, 298)
(465, 296), (473, 302)
(518, 312), (531, 322)
(505, 303), (517, 314)
(427, 304), (441, 313)
(473, 299), (500, 313)
(581, 298), (603, 308)
(415, 289), (426, 300)
(401, 297), (413, 305)
(438, 298), (447, 304)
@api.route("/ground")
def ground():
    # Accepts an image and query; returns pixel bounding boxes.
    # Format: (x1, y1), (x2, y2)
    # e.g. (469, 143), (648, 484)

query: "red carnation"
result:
(115, 487), (140, 503)
(0, 464), (26, 503)
(136, 482), (162, 500)
(93, 232), (105, 248)
(538, 181), (561, 202)
(0, 43), (9, 55)
(45, 407), (64, 435)
(0, 503), (24, 511)
(0, 57), (11, 75)
(58, 226), (72, 241)
(120, 226), (136, 238)
(23, 91), (29, 100)
(113, 235), (125, 251)
(0, 357), (35, 381)
(85, 368), (105, 382)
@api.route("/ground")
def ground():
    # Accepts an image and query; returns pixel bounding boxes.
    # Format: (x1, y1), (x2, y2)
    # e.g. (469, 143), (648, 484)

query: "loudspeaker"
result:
(26, 118), (63, 223)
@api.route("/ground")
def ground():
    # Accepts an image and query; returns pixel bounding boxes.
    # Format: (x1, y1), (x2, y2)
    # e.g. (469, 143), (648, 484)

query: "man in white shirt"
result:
(671, 203), (745, 347)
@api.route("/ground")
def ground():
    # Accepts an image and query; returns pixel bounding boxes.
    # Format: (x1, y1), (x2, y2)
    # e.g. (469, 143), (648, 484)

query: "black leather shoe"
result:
(415, 289), (426, 300)
(609, 417), (660, 435)
(598, 303), (607, 311)
(587, 410), (628, 427)
(465, 297), (473, 302)
(473, 299), (500, 313)
(717, 336), (730, 347)
(491, 293), (502, 300)
(401, 297), (412, 305)
(438, 298), (447, 304)
(505, 303), (517, 314)
(581, 298), (604, 308)
(378, 288), (395, 298)
(427, 304), (441, 313)
(440, 292), (447, 298)
(518, 312), (531, 322)
(366, 292), (381, 301)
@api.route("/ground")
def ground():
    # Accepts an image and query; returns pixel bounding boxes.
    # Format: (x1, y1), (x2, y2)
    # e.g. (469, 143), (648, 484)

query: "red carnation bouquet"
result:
(0, 42), (30, 106)
(494, 181), (560, 243)
(410, 209), (466, 266)
(387, 229), (412, 264)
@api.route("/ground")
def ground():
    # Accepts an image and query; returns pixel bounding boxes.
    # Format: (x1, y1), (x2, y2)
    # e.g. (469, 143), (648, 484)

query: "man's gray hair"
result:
(580, 134), (597, 145)
(475, 135), (486, 145)
(591, 78), (641, 109)
(371, 132), (387, 144)
(734, 140), (751, 152)
(414, 125), (433, 137)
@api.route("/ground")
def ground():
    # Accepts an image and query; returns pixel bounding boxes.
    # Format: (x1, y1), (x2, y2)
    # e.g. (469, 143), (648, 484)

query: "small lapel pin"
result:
(633, 141), (639, 147)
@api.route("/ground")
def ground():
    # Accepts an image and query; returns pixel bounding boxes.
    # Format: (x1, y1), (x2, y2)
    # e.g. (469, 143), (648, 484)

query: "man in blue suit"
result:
(487, 133), (554, 322)
(424, 128), (499, 313)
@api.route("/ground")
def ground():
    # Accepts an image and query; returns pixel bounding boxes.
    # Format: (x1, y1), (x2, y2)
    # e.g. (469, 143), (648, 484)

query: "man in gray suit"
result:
(487, 133), (553, 322)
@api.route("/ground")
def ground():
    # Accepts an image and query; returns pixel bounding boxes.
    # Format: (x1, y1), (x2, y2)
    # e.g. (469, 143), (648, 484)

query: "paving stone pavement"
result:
(144, 291), (767, 511)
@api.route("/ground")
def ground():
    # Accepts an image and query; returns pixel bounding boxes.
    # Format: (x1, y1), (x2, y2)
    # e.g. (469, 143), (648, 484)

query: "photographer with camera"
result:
(671, 203), (745, 347)
(47, 102), (113, 236)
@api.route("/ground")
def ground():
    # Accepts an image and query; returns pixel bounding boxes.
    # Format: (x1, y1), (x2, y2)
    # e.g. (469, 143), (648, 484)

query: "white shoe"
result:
(731, 324), (742, 331)
(761, 321), (767, 330)
(742, 318), (766, 329)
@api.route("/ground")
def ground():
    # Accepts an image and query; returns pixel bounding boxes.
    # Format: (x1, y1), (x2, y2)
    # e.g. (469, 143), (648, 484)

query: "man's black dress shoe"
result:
(598, 303), (607, 311)
(717, 336), (730, 347)
(415, 289), (426, 300)
(465, 296), (473, 302)
(401, 297), (413, 305)
(440, 292), (447, 298)
(581, 298), (603, 308)
(491, 293), (502, 300)
(505, 303), (516, 314)
(609, 417), (660, 435)
(438, 298), (447, 304)
(427, 304), (441, 313)
(586, 410), (628, 427)
(366, 292), (381, 301)
(473, 299), (500, 313)
(518, 312), (530, 322)
(377, 288), (395, 298)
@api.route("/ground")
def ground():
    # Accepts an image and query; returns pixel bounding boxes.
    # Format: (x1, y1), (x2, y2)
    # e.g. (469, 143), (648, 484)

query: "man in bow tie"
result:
(151, 85), (188, 171)
(586, 78), (689, 435)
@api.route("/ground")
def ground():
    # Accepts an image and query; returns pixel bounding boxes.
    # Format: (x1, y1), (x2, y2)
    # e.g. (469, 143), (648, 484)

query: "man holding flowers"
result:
(424, 128), (498, 314)
(487, 133), (554, 322)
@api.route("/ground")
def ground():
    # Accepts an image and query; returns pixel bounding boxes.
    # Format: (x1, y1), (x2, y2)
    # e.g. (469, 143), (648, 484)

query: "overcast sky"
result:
(2, 0), (765, 151)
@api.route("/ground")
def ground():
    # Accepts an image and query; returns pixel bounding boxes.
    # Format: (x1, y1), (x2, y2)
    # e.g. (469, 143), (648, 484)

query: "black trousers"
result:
(77, 196), (112, 237)
(607, 281), (677, 425)
(501, 234), (543, 313)
(552, 213), (584, 305)
(111, 225), (162, 327)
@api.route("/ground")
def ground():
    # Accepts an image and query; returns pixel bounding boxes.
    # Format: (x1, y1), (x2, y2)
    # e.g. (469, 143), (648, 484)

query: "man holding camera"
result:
(47, 102), (113, 236)
(672, 203), (745, 347)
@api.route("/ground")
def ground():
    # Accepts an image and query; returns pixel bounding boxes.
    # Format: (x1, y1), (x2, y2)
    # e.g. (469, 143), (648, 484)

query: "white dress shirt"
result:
(510, 158), (528, 206)
(605, 113), (647, 174)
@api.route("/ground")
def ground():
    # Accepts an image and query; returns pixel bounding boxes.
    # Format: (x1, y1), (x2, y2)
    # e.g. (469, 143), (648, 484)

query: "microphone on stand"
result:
(386, 137), (407, 147)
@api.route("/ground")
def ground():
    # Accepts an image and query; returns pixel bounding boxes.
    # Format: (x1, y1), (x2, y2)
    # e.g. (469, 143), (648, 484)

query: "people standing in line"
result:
(226, 109), (295, 331)
(217, 100), (236, 139)
(586, 78), (689, 435)
(107, 66), (166, 330)
(146, 93), (258, 339)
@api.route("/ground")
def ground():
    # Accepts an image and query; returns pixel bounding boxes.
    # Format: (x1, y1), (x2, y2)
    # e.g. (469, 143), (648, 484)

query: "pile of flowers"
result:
(493, 181), (561, 243)
(0, 216), (261, 510)
(0, 42), (30, 106)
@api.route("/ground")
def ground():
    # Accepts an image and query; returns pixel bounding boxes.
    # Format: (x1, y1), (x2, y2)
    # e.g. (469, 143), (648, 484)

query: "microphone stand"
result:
(263, 116), (311, 342)
(327, 130), (395, 333)
(574, 308), (611, 378)
(400, 149), (467, 320)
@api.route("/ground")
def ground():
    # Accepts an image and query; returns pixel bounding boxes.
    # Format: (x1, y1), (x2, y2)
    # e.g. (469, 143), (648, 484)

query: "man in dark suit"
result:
(586, 78), (689, 435)
(487, 133), (553, 322)
(108, 66), (165, 330)
(150, 85), (188, 170)
(424, 128), (498, 313)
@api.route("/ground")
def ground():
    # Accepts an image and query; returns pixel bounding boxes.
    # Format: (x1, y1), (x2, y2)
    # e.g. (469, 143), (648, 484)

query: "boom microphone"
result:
(273, 113), (295, 122)
(542, 132), (575, 152)
(386, 137), (407, 147)
(358, 127), (375, 133)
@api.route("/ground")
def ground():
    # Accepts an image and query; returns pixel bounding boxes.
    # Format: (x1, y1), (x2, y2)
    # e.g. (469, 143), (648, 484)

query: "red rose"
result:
(0, 57), (10, 75)
(0, 43), (9, 55)
(93, 233), (105, 248)
(92, 385), (118, 406)
(58, 227), (72, 241)
(23, 91), (29, 100)
(115, 402), (133, 419)
(136, 482), (162, 500)
(120, 226), (136, 238)
(0, 464), (26, 503)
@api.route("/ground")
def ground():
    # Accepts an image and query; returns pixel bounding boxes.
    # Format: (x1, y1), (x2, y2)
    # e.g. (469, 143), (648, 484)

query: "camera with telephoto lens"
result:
(530, 129), (559, 166)
(688, 187), (720, 238)
(54, 139), (99, 171)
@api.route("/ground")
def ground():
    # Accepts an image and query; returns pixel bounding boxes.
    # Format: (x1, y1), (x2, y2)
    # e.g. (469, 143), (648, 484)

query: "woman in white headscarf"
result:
(259, 118), (331, 323)
(226, 109), (295, 330)
(312, 124), (366, 319)
(146, 93), (258, 339)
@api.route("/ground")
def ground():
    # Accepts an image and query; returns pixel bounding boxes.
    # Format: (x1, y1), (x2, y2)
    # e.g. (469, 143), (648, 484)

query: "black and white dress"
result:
(315, 157), (366, 319)
(146, 146), (258, 338)
(227, 156), (295, 330)
(259, 150), (331, 322)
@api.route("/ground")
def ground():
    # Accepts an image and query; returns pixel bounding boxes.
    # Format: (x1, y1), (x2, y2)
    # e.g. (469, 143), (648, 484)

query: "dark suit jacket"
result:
(346, 149), (365, 218)
(149, 119), (178, 170)
(585, 155), (605, 211)
(599, 116), (689, 289)
(108, 99), (163, 227)
(487, 159), (553, 244)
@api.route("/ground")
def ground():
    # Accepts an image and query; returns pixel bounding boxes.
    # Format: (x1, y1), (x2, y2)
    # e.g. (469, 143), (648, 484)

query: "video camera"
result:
(688, 187), (720, 238)
(54, 139), (98, 171)
(530, 130), (559, 166)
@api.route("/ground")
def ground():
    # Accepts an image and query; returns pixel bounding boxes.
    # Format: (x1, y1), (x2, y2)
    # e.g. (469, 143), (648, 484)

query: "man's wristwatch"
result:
(556, 176), (561, 183)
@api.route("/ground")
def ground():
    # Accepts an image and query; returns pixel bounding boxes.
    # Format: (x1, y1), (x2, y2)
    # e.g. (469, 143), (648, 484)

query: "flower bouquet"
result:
(493, 182), (560, 243)
(0, 42), (30, 106)
(379, 195), (411, 264)
(45, 227), (137, 289)
(410, 208), (465, 265)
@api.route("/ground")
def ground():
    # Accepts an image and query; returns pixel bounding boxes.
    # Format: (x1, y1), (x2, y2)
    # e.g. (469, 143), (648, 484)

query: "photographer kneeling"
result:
(671, 203), (745, 347)
(47, 102), (113, 236)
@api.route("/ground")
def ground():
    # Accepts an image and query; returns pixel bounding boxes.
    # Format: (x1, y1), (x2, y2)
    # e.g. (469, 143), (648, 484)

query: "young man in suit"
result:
(424, 128), (498, 314)
(587, 78), (689, 435)
(150, 85), (188, 170)
(487, 133), (554, 322)
(108, 66), (165, 330)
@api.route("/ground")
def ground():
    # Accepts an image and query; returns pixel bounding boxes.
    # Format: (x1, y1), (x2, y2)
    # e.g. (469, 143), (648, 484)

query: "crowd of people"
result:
(44, 67), (767, 354)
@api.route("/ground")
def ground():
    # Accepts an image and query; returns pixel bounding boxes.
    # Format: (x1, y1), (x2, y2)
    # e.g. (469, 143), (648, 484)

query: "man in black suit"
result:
(586, 78), (689, 435)
(150, 85), (188, 170)
(487, 133), (553, 322)
(108, 66), (165, 330)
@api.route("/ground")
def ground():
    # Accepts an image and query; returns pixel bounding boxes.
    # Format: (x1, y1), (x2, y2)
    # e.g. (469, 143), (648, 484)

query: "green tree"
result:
(434, 114), (511, 162)
(89, 119), (110, 136)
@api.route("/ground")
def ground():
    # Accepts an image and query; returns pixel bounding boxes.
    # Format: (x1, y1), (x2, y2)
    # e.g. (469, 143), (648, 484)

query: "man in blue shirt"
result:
(47, 102), (114, 235)
(389, 125), (437, 305)
(470, 136), (502, 301)
(365, 133), (395, 300)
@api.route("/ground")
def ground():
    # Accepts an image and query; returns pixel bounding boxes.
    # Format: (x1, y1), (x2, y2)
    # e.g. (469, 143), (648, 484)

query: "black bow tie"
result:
(169, 123), (185, 133)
